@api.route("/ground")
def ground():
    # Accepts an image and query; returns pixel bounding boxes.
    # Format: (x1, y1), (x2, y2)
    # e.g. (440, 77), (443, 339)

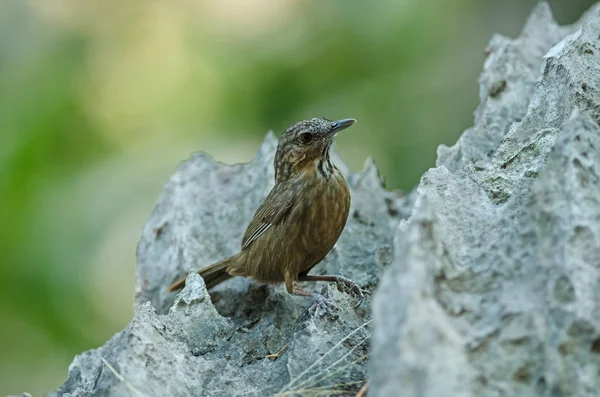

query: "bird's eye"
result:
(299, 132), (313, 143)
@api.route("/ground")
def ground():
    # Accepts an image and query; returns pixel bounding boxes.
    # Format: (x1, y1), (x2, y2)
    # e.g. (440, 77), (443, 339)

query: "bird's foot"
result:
(294, 288), (339, 318)
(334, 276), (369, 308)
(308, 292), (339, 319)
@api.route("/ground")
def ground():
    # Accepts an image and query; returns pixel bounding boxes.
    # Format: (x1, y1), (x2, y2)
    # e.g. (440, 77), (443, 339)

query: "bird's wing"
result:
(241, 183), (295, 250)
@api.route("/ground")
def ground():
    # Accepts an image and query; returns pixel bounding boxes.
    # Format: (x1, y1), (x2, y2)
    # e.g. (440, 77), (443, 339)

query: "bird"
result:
(168, 117), (364, 315)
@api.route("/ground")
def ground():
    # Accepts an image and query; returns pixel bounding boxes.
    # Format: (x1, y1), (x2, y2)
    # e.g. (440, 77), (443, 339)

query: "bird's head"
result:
(274, 117), (356, 181)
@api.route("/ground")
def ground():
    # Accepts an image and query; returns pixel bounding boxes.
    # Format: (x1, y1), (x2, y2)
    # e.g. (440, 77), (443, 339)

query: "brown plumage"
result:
(168, 117), (364, 313)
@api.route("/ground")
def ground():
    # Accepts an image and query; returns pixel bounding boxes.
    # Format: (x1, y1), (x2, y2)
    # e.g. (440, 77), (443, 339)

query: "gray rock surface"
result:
(47, 2), (600, 397)
(371, 3), (600, 397)
(49, 134), (405, 396)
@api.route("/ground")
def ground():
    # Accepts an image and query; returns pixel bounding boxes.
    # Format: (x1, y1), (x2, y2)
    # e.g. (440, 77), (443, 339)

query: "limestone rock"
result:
(371, 3), (600, 397)
(51, 134), (404, 397)
(49, 2), (600, 396)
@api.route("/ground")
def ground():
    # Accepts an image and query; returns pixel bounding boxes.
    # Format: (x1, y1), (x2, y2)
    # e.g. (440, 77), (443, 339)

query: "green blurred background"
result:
(0, 0), (595, 394)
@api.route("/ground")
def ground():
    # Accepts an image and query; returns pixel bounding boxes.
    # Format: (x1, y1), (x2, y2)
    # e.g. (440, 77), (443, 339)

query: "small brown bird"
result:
(168, 117), (364, 314)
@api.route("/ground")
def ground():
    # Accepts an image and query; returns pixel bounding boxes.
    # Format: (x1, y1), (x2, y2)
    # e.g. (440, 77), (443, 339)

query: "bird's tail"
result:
(168, 255), (236, 292)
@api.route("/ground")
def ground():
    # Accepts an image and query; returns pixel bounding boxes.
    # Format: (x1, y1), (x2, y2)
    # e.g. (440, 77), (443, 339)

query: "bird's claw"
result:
(334, 276), (370, 308)
(308, 293), (339, 319)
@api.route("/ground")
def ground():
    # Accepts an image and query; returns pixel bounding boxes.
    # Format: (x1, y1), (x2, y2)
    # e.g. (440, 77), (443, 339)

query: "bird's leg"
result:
(298, 275), (368, 307)
(292, 287), (339, 318)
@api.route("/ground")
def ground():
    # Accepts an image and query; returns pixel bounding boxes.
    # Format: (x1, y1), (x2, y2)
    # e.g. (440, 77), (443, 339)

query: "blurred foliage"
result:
(0, 0), (596, 394)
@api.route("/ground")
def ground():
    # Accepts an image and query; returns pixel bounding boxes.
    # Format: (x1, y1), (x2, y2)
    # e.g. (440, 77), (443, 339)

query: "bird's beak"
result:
(330, 118), (356, 135)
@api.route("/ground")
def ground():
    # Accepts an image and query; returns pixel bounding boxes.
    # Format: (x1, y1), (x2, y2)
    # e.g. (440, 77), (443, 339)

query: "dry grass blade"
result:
(100, 357), (144, 396)
(299, 353), (370, 393)
(265, 343), (289, 359)
(355, 381), (368, 397)
(279, 319), (372, 393)
(275, 381), (365, 396)
(292, 333), (371, 390)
